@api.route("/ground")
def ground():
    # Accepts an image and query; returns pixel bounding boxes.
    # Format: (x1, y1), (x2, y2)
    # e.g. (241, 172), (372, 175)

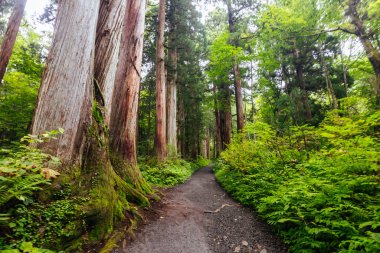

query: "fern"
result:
(215, 111), (380, 252)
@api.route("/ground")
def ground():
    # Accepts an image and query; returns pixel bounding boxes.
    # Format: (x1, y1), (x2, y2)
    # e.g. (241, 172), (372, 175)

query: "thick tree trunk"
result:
(147, 95), (152, 151)
(205, 135), (210, 159)
(294, 49), (312, 121)
(31, 1), (150, 244)
(346, 0), (380, 104)
(0, 0), (26, 84)
(220, 83), (231, 150)
(213, 84), (222, 156)
(177, 91), (185, 157)
(31, 0), (100, 163)
(201, 130), (210, 159)
(154, 0), (166, 161)
(226, 0), (244, 132)
(109, 0), (146, 165)
(233, 63), (244, 131)
(94, 0), (127, 124)
(166, 20), (178, 157)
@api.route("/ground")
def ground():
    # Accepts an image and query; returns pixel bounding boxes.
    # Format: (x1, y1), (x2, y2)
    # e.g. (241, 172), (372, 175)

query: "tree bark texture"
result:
(0, 0), (26, 84)
(346, 0), (380, 104)
(294, 48), (312, 121)
(227, 0), (244, 132)
(205, 136), (210, 159)
(109, 0), (146, 165)
(94, 0), (127, 124)
(154, 0), (166, 161)
(233, 63), (244, 130)
(220, 83), (231, 150)
(166, 12), (178, 157)
(213, 84), (222, 157)
(177, 92), (185, 156)
(31, 0), (100, 163)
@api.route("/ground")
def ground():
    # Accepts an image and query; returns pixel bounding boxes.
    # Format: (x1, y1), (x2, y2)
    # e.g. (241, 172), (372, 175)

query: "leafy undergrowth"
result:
(0, 131), (84, 252)
(0, 128), (210, 252)
(215, 110), (380, 252)
(139, 156), (210, 187)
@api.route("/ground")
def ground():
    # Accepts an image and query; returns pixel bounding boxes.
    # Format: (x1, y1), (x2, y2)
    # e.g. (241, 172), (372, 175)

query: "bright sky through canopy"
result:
(25, 0), (216, 24)
(25, 0), (50, 19)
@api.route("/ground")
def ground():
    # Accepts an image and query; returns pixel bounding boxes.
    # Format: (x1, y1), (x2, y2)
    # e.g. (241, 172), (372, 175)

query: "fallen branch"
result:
(204, 204), (235, 213)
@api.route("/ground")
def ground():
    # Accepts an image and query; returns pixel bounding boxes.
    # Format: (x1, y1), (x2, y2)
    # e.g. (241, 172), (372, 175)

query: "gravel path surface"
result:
(114, 166), (287, 253)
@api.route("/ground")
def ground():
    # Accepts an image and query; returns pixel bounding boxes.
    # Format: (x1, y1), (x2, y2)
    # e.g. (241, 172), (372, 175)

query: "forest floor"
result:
(112, 166), (287, 253)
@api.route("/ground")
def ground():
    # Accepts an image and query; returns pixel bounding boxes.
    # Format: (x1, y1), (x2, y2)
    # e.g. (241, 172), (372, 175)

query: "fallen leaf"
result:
(41, 168), (60, 179)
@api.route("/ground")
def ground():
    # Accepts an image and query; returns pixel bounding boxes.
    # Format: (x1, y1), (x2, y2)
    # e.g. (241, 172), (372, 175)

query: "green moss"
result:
(110, 152), (152, 195)
(78, 120), (149, 244)
(1, 103), (153, 252)
(99, 231), (124, 253)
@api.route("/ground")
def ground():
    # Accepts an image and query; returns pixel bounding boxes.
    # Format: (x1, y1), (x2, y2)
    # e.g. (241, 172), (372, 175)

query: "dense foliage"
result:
(0, 131), (83, 252)
(215, 106), (380, 252)
(0, 26), (45, 145)
(140, 157), (210, 186)
(1, 0), (380, 251)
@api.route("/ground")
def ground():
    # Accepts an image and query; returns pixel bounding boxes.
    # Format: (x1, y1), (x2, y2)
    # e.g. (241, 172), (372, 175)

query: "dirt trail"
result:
(114, 166), (287, 253)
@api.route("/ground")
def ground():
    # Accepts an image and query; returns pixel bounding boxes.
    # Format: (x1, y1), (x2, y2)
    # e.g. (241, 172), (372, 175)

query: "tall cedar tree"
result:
(166, 0), (178, 157)
(31, 0), (99, 161)
(0, 0), (26, 84)
(110, 0), (146, 166)
(155, 0), (167, 161)
(226, 0), (244, 131)
(31, 0), (149, 243)
(94, 0), (126, 125)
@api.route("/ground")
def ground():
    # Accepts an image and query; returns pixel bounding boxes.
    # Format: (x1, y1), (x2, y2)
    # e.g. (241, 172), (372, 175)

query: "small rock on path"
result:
(113, 166), (287, 253)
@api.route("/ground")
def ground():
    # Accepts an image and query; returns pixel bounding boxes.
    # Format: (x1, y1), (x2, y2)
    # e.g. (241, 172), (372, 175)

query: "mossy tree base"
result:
(56, 114), (151, 251)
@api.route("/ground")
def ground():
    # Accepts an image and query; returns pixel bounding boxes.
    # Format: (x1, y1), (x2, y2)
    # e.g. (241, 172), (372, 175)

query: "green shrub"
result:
(139, 157), (208, 187)
(192, 156), (211, 168)
(215, 110), (380, 252)
(0, 130), (63, 210)
(0, 130), (86, 252)
(0, 241), (55, 253)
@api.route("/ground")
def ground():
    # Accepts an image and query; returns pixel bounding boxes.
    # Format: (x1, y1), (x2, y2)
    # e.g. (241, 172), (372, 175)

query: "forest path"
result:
(113, 166), (287, 253)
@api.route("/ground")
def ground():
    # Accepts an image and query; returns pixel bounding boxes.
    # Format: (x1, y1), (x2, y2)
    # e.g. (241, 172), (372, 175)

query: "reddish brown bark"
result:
(213, 84), (222, 157)
(294, 48), (312, 121)
(233, 63), (244, 131)
(227, 0), (244, 132)
(220, 83), (231, 150)
(166, 13), (178, 157)
(94, 0), (127, 124)
(31, 0), (100, 163)
(177, 94), (185, 156)
(154, 0), (167, 161)
(0, 0), (26, 84)
(205, 136), (210, 159)
(109, 0), (146, 165)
